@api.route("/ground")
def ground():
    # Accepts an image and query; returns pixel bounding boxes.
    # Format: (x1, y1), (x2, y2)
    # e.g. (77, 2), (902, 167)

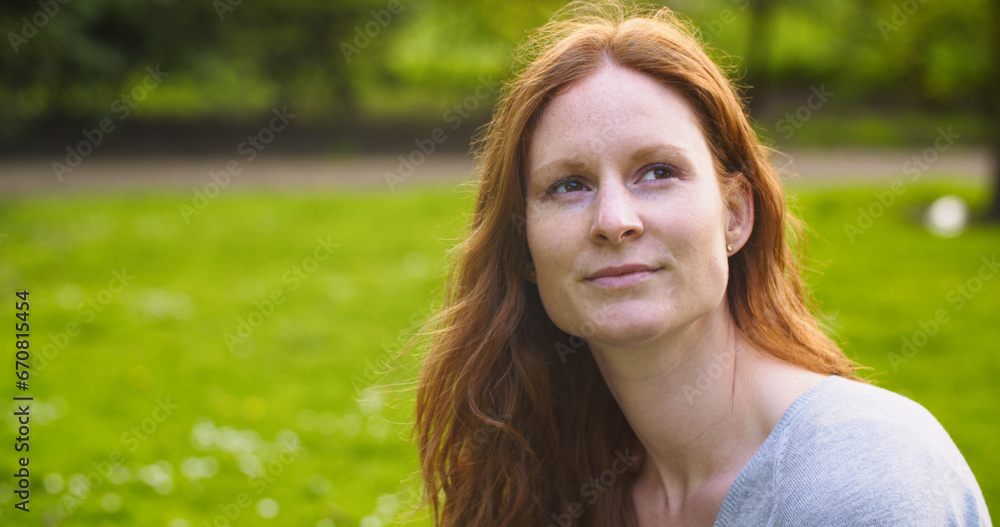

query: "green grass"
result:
(0, 178), (996, 525)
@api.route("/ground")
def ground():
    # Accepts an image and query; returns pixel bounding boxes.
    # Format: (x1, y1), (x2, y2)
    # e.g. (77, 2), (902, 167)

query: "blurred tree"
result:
(1, 0), (998, 172)
(0, 0), (400, 141)
(741, 0), (776, 113)
(988, 0), (1000, 221)
(368, 0), (565, 118)
(862, 0), (997, 220)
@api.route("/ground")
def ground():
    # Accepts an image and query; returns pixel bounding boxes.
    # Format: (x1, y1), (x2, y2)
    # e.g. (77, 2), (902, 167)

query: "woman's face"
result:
(524, 64), (746, 348)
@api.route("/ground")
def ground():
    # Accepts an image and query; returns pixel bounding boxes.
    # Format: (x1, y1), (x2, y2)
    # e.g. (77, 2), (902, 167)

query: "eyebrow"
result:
(529, 158), (588, 181)
(529, 143), (694, 180)
(628, 143), (693, 164)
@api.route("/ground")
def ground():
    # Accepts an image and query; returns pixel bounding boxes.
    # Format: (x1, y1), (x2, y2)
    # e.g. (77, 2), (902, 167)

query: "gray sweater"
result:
(714, 375), (992, 526)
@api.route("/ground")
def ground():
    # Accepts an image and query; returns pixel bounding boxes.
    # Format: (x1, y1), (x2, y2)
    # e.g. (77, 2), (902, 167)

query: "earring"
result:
(726, 243), (734, 252)
(529, 270), (536, 279)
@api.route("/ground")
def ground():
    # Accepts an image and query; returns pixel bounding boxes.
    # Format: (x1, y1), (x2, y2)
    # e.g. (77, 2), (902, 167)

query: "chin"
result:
(590, 322), (667, 348)
(578, 306), (672, 347)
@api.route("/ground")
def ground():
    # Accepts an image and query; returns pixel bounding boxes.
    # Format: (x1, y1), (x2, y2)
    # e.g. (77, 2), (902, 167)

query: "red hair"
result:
(412, 2), (859, 525)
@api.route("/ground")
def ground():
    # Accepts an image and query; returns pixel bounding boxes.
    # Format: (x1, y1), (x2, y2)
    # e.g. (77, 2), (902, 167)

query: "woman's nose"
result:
(589, 182), (644, 245)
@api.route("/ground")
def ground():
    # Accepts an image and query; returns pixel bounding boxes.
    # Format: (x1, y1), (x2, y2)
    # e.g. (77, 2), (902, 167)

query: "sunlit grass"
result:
(0, 178), (996, 525)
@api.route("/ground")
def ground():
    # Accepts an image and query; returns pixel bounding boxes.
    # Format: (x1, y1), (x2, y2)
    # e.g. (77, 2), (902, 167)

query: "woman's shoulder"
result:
(765, 374), (991, 525)
(772, 375), (969, 487)
(780, 374), (955, 447)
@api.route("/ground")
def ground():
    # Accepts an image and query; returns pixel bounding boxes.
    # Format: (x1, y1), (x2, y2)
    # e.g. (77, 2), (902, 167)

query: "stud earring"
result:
(529, 270), (536, 279)
(726, 243), (734, 252)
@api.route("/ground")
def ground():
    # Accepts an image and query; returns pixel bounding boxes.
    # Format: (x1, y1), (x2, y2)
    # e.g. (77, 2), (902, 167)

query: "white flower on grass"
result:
(108, 465), (131, 485)
(67, 474), (90, 497)
(138, 461), (174, 495)
(137, 288), (194, 321)
(339, 414), (362, 437)
(256, 497), (279, 519)
(101, 493), (122, 513)
(275, 429), (300, 452)
(925, 195), (969, 238)
(190, 418), (218, 450)
(375, 493), (400, 518)
(358, 387), (384, 416)
(201, 456), (219, 478)
(237, 453), (261, 476)
(181, 456), (220, 480)
(219, 426), (259, 454)
(43, 473), (64, 493)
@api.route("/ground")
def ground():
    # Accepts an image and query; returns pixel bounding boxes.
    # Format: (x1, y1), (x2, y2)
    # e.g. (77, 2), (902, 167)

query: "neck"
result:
(588, 301), (816, 506)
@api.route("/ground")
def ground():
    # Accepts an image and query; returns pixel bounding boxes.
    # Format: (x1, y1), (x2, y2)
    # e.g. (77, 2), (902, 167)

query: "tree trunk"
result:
(742, 0), (776, 117)
(987, 0), (1000, 221)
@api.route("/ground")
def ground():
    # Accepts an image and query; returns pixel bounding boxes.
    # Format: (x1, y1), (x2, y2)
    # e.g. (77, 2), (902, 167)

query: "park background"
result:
(1, 0), (998, 525)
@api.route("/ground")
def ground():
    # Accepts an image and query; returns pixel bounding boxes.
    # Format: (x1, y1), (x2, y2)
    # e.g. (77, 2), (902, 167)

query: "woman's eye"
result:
(639, 166), (676, 181)
(550, 178), (586, 194)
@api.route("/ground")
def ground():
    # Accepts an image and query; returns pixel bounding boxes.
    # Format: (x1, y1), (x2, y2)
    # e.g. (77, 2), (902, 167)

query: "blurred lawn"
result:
(0, 178), (996, 525)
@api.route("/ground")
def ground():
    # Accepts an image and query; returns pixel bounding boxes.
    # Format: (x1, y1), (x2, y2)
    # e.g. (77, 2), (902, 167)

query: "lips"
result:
(586, 263), (660, 288)
(587, 263), (659, 280)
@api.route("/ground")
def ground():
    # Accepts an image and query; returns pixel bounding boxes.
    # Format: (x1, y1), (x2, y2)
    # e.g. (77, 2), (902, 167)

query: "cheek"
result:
(526, 211), (585, 329)
(528, 229), (579, 305)
(692, 217), (731, 300)
(526, 206), (578, 271)
(662, 202), (730, 289)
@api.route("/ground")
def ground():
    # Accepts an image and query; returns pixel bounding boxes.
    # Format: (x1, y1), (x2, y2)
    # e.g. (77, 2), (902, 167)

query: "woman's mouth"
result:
(587, 264), (660, 288)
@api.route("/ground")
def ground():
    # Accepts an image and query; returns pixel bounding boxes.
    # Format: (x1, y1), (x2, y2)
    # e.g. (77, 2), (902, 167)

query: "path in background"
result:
(0, 148), (993, 195)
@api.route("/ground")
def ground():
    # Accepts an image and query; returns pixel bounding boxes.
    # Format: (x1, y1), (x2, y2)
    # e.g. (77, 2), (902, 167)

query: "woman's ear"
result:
(725, 173), (754, 254)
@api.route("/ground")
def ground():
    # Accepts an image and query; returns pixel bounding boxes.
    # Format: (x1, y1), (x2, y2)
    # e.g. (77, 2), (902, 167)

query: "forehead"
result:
(527, 63), (712, 170)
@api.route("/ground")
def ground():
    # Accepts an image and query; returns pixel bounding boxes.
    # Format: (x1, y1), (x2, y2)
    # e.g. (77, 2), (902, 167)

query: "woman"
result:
(412, 2), (991, 525)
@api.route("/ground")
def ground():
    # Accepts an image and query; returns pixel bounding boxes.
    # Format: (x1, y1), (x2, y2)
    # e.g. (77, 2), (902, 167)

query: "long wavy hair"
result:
(412, 2), (859, 526)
